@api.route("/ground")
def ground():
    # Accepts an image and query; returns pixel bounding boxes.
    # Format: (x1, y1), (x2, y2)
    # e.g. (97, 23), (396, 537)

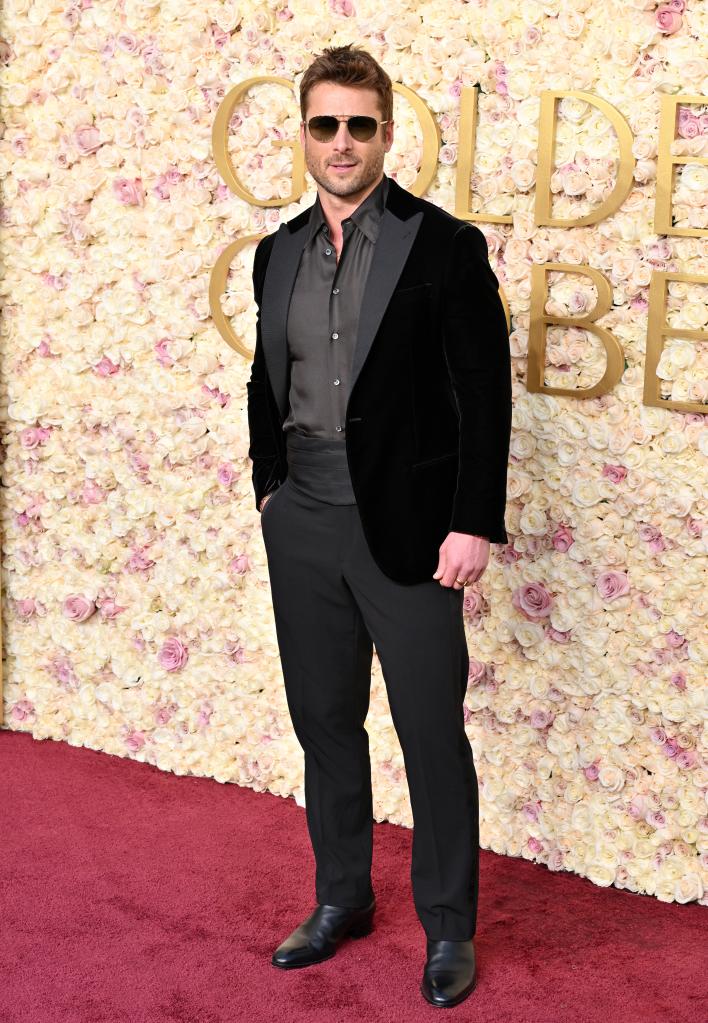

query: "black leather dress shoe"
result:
(271, 898), (376, 969)
(420, 937), (477, 1007)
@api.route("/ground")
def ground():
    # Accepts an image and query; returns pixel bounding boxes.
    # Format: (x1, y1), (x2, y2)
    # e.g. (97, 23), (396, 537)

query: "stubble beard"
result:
(306, 149), (385, 201)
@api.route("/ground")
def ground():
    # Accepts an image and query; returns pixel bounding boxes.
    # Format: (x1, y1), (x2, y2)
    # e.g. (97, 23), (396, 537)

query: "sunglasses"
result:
(304, 114), (389, 143)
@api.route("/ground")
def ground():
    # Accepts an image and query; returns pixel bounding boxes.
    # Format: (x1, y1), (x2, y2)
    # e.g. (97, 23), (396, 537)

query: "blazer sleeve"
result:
(246, 233), (282, 512)
(441, 223), (512, 544)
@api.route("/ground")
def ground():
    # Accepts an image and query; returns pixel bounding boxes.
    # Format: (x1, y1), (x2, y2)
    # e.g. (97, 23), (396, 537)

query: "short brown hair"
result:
(299, 43), (393, 124)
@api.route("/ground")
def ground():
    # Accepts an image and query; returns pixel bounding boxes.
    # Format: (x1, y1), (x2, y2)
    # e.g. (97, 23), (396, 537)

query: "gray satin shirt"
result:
(283, 173), (389, 441)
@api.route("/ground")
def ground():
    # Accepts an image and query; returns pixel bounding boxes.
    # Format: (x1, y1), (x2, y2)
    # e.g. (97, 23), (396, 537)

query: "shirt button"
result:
(333, 378), (340, 385)
(335, 426), (342, 432)
(331, 332), (339, 340)
(333, 287), (340, 294)
(325, 248), (332, 255)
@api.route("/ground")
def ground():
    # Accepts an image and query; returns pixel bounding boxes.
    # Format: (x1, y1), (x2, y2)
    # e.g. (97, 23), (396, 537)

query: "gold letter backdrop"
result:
(0, 0), (706, 905)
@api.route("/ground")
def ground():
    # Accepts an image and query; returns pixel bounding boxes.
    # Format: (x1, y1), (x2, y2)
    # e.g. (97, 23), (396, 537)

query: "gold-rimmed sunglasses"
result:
(303, 114), (389, 143)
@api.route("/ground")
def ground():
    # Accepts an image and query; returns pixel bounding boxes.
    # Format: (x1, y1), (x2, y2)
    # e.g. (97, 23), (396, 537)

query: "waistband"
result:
(284, 430), (356, 504)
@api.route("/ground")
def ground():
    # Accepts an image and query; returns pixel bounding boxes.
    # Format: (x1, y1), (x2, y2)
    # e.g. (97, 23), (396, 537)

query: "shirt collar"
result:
(306, 173), (389, 246)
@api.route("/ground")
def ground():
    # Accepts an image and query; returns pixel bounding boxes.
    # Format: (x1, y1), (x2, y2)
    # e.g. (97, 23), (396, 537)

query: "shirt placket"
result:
(323, 220), (354, 438)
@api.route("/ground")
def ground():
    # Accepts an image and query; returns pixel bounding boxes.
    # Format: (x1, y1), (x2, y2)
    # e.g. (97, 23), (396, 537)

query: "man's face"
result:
(299, 82), (394, 200)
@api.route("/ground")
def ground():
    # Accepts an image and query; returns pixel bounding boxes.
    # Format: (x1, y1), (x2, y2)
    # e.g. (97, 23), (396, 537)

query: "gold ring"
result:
(455, 578), (468, 585)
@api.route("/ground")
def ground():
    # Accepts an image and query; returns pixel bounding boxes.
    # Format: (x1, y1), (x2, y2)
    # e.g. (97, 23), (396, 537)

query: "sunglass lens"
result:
(308, 116), (338, 141)
(348, 116), (378, 141)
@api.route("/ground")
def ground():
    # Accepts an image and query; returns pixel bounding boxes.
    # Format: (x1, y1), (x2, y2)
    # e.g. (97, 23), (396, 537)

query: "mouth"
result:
(330, 163), (357, 172)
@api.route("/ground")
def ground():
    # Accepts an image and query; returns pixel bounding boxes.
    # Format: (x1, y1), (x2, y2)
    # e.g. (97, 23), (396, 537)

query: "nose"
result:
(331, 121), (355, 150)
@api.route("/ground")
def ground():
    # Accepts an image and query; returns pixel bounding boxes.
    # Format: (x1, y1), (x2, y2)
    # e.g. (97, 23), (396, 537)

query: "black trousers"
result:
(260, 442), (479, 941)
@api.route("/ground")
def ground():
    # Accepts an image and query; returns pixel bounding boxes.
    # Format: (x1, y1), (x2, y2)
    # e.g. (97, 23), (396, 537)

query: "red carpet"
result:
(2, 729), (705, 1022)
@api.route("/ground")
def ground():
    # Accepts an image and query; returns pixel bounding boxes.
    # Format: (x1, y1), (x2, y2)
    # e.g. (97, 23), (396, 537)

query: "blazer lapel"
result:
(260, 217), (310, 420)
(349, 206), (423, 393)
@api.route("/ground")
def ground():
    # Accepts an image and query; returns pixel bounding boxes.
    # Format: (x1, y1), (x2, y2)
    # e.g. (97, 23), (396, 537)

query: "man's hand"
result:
(433, 532), (490, 588)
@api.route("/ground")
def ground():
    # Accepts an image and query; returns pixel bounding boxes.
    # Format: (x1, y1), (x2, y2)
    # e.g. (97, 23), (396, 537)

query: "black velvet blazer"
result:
(247, 174), (512, 585)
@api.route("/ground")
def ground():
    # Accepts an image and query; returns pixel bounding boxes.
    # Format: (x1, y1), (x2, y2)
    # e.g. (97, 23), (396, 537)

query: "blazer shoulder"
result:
(253, 200), (313, 264)
(401, 186), (487, 244)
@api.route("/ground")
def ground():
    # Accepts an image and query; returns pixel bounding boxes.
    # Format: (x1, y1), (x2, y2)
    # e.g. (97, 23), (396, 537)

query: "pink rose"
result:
(686, 517), (703, 538)
(665, 629), (686, 649)
(116, 32), (139, 53)
(217, 462), (237, 486)
(467, 658), (486, 685)
(11, 699), (36, 721)
(655, 5), (682, 33)
(637, 523), (666, 553)
(522, 801), (541, 822)
(74, 125), (101, 155)
(602, 463), (628, 483)
(16, 598), (36, 618)
(62, 594), (96, 621)
(530, 708), (553, 729)
(527, 837), (543, 853)
(202, 384), (230, 409)
(670, 671), (687, 690)
(94, 355), (119, 377)
(49, 654), (78, 687)
(127, 547), (155, 572)
(547, 850), (564, 870)
(99, 598), (126, 619)
(154, 337), (175, 366)
(596, 571), (630, 602)
(547, 627), (571, 644)
(129, 452), (150, 475)
(662, 738), (680, 758)
(113, 177), (144, 206)
(678, 114), (699, 140)
(155, 702), (178, 725)
(229, 554), (249, 575)
(628, 794), (651, 820)
(224, 639), (246, 664)
(158, 636), (189, 671)
(512, 582), (553, 619)
(463, 590), (483, 616)
(675, 750), (697, 770)
(552, 525), (574, 552)
(196, 701), (213, 727)
(82, 480), (105, 504)
(584, 763), (600, 781)
(20, 426), (50, 449)
(125, 729), (146, 752)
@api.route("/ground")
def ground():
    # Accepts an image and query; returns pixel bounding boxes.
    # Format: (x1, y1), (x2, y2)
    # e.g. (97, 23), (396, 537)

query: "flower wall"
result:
(0, 0), (706, 905)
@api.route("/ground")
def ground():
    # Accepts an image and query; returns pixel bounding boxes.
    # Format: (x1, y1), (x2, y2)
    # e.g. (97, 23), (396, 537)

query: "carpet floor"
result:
(1, 728), (705, 1023)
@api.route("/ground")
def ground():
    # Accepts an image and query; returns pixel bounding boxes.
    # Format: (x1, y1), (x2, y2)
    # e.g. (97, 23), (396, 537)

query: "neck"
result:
(318, 172), (385, 235)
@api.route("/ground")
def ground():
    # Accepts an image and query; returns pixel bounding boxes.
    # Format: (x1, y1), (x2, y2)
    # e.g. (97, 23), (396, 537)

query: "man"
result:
(246, 43), (511, 1008)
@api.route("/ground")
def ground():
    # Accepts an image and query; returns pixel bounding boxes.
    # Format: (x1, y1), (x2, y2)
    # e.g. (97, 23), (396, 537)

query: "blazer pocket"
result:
(392, 282), (433, 296)
(412, 451), (457, 469)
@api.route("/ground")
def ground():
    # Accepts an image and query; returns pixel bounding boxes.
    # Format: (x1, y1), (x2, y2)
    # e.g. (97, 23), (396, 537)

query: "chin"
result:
(326, 167), (373, 194)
